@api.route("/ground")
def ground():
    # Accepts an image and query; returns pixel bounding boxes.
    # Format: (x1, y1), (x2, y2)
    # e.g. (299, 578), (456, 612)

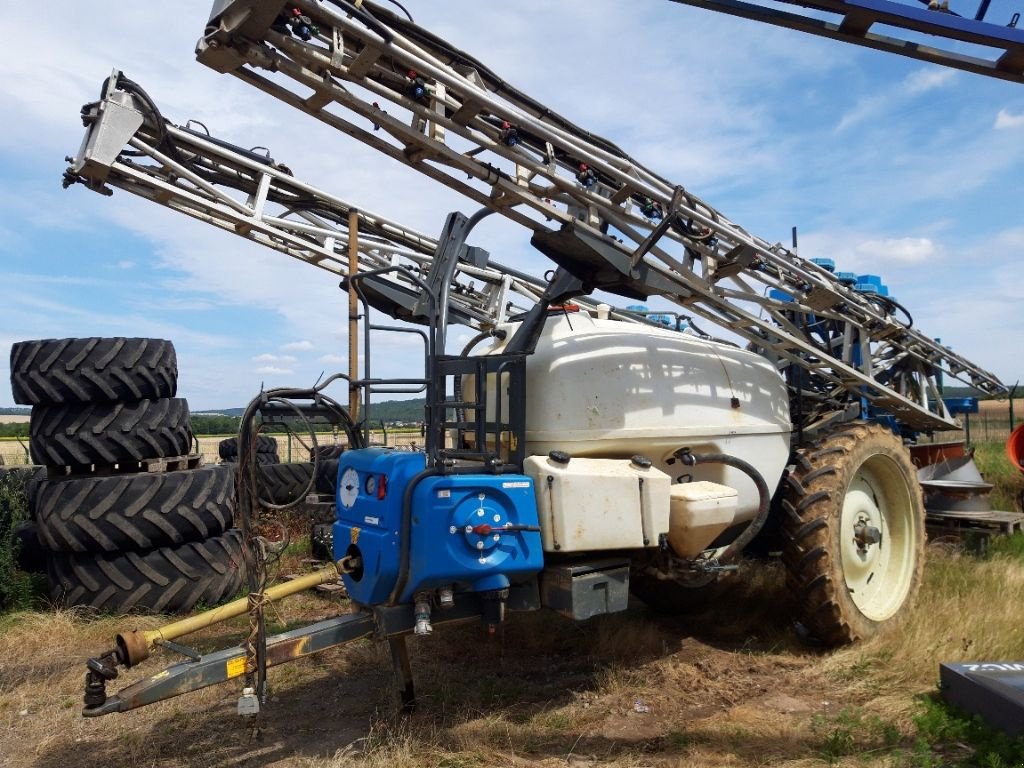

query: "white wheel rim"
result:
(839, 453), (917, 621)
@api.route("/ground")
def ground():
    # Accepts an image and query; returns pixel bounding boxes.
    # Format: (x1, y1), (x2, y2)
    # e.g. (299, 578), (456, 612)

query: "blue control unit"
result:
(333, 448), (544, 606)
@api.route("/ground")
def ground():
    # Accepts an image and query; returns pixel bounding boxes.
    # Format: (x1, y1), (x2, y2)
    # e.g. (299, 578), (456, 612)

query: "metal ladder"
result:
(192, 1), (1004, 432)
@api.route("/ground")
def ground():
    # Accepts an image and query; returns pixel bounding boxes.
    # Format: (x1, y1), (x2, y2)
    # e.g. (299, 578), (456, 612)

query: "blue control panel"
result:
(333, 448), (544, 606)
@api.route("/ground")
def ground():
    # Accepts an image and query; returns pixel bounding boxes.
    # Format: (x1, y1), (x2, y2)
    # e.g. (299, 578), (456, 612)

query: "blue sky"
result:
(1, 0), (1022, 410)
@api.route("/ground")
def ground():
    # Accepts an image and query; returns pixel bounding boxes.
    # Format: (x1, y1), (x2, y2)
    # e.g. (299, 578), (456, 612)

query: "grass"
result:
(0, 471), (34, 611)
(973, 439), (1024, 511)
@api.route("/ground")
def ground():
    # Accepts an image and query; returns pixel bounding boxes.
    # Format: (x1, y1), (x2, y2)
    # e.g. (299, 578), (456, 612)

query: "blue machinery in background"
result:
(668, 0), (1024, 85)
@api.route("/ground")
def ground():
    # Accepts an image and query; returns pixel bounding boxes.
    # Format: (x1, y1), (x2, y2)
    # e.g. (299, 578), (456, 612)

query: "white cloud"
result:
(855, 237), (936, 264)
(801, 230), (943, 273)
(255, 366), (294, 375)
(118, 260), (135, 270)
(835, 67), (955, 133)
(281, 340), (314, 352)
(252, 353), (297, 363)
(995, 109), (1024, 130)
(903, 68), (956, 95)
(318, 354), (346, 364)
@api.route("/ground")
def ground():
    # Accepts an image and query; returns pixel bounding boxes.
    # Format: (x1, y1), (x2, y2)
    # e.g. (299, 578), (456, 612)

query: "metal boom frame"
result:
(190, 0), (1004, 432)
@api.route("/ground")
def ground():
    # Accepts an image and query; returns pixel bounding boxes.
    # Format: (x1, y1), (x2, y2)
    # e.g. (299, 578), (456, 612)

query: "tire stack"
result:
(10, 338), (244, 613)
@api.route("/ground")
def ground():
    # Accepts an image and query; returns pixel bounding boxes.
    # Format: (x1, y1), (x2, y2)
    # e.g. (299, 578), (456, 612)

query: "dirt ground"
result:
(0, 561), (941, 768)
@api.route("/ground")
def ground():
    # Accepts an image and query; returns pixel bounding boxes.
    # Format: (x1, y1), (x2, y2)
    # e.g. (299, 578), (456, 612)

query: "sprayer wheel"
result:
(781, 421), (924, 645)
(10, 337), (176, 405)
(34, 465), (235, 553)
(47, 529), (245, 614)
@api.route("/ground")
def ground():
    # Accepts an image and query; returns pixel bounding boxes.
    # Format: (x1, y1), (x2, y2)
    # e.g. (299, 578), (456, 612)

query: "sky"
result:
(1, 0), (1022, 411)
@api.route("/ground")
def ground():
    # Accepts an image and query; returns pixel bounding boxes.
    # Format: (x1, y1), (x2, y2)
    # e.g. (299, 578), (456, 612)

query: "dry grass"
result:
(1, 548), (1022, 767)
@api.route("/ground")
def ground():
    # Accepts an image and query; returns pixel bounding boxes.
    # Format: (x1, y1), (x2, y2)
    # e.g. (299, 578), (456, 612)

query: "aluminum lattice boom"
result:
(192, 0), (1004, 431)
(65, 72), (640, 332)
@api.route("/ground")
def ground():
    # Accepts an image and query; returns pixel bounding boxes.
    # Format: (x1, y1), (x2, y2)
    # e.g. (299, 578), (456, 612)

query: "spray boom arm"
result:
(188, 0), (1003, 432)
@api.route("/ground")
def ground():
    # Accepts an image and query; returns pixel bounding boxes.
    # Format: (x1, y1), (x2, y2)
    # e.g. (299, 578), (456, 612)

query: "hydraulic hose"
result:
(677, 451), (771, 564)
(387, 467), (441, 605)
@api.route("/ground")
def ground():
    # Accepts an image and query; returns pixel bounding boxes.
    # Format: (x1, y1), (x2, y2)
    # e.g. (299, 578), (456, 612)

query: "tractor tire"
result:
(29, 398), (193, 467)
(258, 462), (314, 505)
(34, 465), (235, 553)
(629, 569), (730, 614)
(10, 338), (176, 406)
(310, 444), (345, 461)
(781, 421), (925, 645)
(218, 436), (277, 461)
(48, 529), (245, 614)
(315, 458), (340, 495)
(221, 453), (279, 466)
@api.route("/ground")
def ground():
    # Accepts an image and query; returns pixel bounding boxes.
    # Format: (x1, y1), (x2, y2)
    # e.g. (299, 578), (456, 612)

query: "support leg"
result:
(388, 636), (416, 712)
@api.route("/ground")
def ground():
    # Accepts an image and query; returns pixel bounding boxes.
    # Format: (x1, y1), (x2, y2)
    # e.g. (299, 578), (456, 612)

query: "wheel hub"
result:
(853, 519), (882, 551)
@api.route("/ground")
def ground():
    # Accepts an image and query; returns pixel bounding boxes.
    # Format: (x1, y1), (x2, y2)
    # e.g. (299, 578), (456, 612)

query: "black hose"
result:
(460, 328), (506, 357)
(677, 451), (771, 564)
(386, 467), (440, 605)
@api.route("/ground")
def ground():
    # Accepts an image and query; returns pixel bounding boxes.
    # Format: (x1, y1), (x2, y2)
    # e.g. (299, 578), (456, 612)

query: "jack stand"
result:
(83, 652), (119, 710)
(388, 636), (416, 712)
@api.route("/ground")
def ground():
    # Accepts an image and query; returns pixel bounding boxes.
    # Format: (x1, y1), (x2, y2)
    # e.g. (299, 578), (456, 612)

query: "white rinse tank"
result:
(475, 312), (792, 524)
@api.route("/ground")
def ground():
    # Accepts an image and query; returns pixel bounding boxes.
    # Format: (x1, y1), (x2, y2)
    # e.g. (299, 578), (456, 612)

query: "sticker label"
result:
(226, 656), (246, 679)
(350, 526), (361, 544)
(363, 516), (380, 526)
(437, 489), (451, 498)
(503, 481), (530, 489)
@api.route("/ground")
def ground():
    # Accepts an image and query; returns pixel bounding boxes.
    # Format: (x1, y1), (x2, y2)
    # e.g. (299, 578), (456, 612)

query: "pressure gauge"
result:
(364, 475), (377, 496)
(339, 467), (359, 509)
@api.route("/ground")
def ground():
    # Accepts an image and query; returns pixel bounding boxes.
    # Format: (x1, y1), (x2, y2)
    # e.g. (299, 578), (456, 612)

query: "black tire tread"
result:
(30, 398), (193, 467)
(315, 458), (340, 495)
(221, 453), (279, 466)
(259, 462), (314, 505)
(48, 529), (245, 613)
(11, 338), (176, 405)
(218, 436), (277, 460)
(35, 465), (235, 553)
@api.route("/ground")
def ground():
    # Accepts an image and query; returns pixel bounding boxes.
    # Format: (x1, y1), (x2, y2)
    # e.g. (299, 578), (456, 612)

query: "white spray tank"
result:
(466, 310), (792, 556)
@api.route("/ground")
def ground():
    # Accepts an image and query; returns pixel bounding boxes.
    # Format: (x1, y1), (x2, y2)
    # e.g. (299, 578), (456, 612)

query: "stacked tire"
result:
(10, 338), (244, 613)
(219, 435), (280, 465)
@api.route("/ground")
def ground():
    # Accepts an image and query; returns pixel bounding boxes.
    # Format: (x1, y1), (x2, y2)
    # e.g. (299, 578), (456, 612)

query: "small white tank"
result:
(473, 312), (792, 525)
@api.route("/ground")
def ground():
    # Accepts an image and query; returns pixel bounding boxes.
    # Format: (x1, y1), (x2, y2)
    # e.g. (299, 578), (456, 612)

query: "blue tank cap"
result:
(647, 313), (675, 327)
(626, 304), (649, 313)
(856, 274), (890, 296)
(836, 271), (858, 285)
(769, 289), (795, 303)
(854, 282), (879, 295)
(812, 257), (836, 272)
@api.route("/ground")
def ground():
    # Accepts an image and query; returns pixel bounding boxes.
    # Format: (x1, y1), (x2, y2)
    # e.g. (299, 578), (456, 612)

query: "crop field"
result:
(0, 443), (1022, 767)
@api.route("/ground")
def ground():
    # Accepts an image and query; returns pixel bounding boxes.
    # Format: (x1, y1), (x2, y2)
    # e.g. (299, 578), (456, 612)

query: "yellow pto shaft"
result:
(116, 563), (342, 667)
